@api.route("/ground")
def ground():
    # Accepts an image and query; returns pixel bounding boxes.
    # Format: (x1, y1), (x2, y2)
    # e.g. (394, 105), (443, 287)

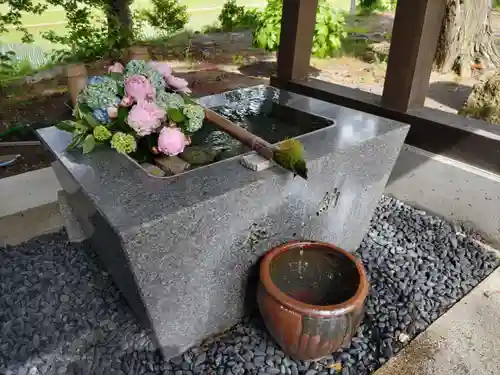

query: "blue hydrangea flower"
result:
(125, 60), (149, 76)
(93, 108), (110, 124)
(156, 92), (185, 110)
(183, 104), (205, 120)
(181, 104), (205, 133)
(88, 76), (105, 85)
(184, 116), (203, 133)
(146, 69), (166, 91)
(80, 76), (119, 110)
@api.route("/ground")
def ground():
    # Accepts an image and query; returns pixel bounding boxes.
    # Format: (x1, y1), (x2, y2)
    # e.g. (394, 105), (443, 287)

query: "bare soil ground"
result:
(1, 11), (498, 178)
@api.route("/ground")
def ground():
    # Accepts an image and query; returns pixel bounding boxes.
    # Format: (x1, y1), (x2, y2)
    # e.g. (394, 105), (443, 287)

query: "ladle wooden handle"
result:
(203, 107), (275, 161)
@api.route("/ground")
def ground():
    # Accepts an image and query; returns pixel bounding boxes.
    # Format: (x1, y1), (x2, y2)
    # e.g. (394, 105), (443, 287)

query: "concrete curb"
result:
(373, 267), (500, 375)
(0, 167), (63, 246)
(0, 167), (61, 218)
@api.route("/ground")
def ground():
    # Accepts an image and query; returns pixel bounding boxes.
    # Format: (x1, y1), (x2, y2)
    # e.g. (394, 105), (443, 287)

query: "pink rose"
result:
(127, 101), (166, 137)
(107, 107), (118, 119)
(120, 96), (134, 107)
(148, 61), (172, 79)
(125, 75), (155, 102)
(166, 75), (191, 93)
(157, 127), (189, 156)
(108, 62), (124, 74)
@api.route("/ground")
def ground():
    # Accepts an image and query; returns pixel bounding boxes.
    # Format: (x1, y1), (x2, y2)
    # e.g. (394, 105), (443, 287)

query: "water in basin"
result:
(132, 87), (334, 171)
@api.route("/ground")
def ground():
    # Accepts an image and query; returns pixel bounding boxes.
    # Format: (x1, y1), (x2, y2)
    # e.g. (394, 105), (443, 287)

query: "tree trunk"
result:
(434, 0), (500, 76)
(350, 0), (357, 14)
(105, 0), (133, 47)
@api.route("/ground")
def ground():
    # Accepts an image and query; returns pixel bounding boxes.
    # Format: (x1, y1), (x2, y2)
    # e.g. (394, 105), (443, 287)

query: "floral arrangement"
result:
(56, 60), (205, 157)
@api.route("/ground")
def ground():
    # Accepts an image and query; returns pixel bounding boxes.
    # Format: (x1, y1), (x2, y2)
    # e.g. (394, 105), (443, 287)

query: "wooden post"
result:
(276, 0), (319, 83)
(381, 0), (446, 112)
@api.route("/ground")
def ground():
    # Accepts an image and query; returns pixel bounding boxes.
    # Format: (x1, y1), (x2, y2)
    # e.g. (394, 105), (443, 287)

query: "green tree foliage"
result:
(0, 0), (189, 64)
(135, 0), (189, 36)
(218, 0), (261, 32)
(253, 0), (347, 58)
(359, 0), (396, 12)
(0, 0), (47, 43)
(43, 5), (126, 62)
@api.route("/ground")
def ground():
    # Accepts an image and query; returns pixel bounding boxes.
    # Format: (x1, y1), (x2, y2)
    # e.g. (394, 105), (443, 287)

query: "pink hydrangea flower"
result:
(107, 106), (118, 119)
(108, 62), (124, 74)
(124, 75), (155, 102)
(120, 96), (134, 107)
(127, 101), (166, 137)
(148, 61), (172, 79)
(166, 75), (191, 93)
(157, 127), (189, 156)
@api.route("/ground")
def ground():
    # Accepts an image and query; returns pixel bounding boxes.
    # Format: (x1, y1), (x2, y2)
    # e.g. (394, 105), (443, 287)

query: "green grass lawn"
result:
(1, 0), (350, 51)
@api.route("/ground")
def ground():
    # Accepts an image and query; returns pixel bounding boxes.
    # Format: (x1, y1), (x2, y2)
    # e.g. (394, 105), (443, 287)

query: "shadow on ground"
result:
(427, 81), (473, 111)
(238, 61), (321, 78)
(178, 69), (269, 97)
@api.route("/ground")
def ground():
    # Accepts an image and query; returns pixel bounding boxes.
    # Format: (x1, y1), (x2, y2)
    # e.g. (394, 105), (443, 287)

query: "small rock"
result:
(398, 332), (410, 343)
(155, 156), (190, 175)
(141, 163), (166, 177)
(449, 235), (458, 249)
(194, 352), (206, 367)
(266, 367), (280, 375)
(266, 346), (275, 356)
(180, 146), (218, 165)
(241, 153), (273, 172)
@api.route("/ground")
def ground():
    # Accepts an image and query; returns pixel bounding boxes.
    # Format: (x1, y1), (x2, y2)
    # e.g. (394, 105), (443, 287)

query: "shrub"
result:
(0, 51), (35, 87)
(218, 0), (261, 32)
(43, 7), (123, 63)
(253, 0), (347, 58)
(135, 0), (189, 36)
(359, 0), (397, 13)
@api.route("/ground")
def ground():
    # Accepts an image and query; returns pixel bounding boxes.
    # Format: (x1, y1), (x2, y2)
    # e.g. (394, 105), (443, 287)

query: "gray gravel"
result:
(1, 196), (498, 375)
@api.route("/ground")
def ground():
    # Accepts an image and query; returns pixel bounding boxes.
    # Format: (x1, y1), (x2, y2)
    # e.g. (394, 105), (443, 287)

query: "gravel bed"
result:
(1, 196), (498, 375)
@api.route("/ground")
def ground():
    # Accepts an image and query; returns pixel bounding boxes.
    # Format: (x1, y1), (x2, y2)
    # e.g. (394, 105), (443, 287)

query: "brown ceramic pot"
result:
(258, 240), (369, 361)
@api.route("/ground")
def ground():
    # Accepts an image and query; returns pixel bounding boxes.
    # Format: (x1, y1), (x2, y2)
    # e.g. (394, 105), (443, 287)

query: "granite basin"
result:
(132, 85), (336, 178)
(37, 85), (409, 359)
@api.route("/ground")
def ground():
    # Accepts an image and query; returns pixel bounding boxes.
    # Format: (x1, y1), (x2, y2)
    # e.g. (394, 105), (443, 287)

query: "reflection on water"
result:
(133, 87), (334, 170)
(270, 246), (359, 306)
(191, 90), (334, 163)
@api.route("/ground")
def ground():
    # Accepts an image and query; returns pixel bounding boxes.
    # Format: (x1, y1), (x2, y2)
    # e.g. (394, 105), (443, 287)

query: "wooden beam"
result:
(382, 0), (446, 112)
(272, 77), (500, 177)
(276, 0), (319, 83)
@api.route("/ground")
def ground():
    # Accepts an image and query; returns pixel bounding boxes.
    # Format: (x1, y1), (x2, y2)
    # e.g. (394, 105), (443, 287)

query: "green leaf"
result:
(55, 120), (79, 133)
(75, 121), (90, 132)
(77, 103), (93, 116)
(317, 24), (328, 36)
(117, 84), (125, 97)
(83, 112), (99, 128)
(109, 72), (123, 81)
(82, 134), (96, 154)
(167, 108), (186, 123)
(67, 133), (86, 150)
(117, 107), (128, 126)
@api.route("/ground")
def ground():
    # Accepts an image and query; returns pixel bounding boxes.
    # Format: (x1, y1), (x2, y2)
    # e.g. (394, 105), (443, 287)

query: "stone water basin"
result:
(37, 85), (409, 359)
(132, 85), (335, 178)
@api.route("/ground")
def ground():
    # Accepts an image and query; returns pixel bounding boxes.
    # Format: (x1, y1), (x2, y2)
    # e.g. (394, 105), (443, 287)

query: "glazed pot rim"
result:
(259, 240), (369, 316)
